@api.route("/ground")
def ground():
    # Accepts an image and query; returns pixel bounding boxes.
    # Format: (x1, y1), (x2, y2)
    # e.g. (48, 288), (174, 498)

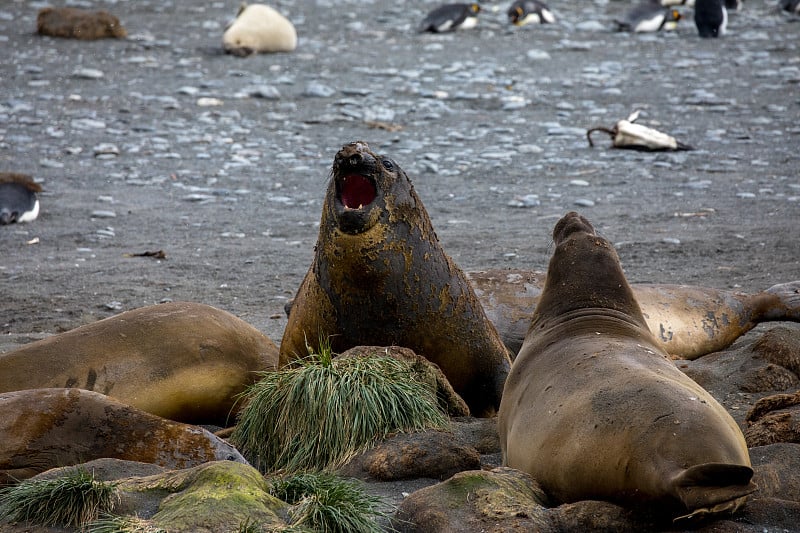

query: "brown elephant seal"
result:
(0, 302), (278, 426)
(36, 7), (127, 40)
(469, 269), (800, 360)
(498, 212), (756, 521)
(0, 388), (247, 486)
(280, 141), (512, 417)
(223, 3), (297, 56)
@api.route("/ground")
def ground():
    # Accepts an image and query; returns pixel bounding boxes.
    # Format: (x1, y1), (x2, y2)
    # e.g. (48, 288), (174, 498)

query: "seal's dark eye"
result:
(381, 158), (394, 171)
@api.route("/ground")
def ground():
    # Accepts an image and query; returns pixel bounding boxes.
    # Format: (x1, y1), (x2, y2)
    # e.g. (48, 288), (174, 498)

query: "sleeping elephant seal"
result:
(498, 212), (756, 520)
(0, 302), (279, 426)
(468, 269), (800, 360)
(280, 141), (512, 417)
(0, 388), (247, 486)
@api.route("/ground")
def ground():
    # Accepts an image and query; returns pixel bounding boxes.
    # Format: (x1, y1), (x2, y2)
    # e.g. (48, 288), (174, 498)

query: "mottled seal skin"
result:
(280, 141), (512, 417)
(0, 302), (278, 426)
(0, 388), (247, 486)
(36, 7), (127, 40)
(469, 269), (800, 360)
(499, 212), (756, 520)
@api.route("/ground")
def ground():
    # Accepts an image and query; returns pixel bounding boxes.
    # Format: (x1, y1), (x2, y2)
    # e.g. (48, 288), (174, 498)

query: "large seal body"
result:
(36, 7), (127, 40)
(0, 388), (247, 485)
(280, 141), (512, 417)
(469, 268), (800, 360)
(498, 212), (755, 519)
(223, 3), (297, 56)
(0, 302), (278, 426)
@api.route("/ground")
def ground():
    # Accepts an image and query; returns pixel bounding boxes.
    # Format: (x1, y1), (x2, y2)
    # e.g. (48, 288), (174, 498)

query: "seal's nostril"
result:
(349, 155), (361, 166)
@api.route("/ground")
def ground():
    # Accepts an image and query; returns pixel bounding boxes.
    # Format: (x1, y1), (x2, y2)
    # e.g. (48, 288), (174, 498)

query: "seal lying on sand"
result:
(223, 3), (297, 56)
(498, 212), (756, 521)
(36, 7), (127, 40)
(280, 141), (512, 417)
(0, 388), (247, 486)
(469, 269), (800, 360)
(0, 302), (278, 426)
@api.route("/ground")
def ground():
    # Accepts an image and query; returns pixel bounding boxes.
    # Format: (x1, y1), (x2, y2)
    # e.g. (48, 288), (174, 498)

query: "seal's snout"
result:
(553, 211), (595, 245)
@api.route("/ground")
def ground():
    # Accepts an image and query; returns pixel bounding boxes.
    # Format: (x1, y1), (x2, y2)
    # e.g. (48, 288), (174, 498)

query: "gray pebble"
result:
(72, 68), (104, 80)
(303, 82), (336, 98)
(249, 85), (282, 99)
(91, 210), (117, 219)
(508, 194), (541, 208)
(94, 143), (120, 157)
(526, 49), (551, 61)
(39, 159), (64, 169)
(71, 118), (106, 130)
(574, 198), (595, 207)
(575, 20), (605, 32)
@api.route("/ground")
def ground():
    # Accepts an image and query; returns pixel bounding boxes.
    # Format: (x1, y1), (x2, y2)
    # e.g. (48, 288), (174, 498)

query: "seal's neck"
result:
(533, 235), (648, 328)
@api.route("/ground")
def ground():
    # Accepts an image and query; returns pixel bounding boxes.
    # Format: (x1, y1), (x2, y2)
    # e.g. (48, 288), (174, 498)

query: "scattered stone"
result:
(72, 68), (104, 79)
(303, 81), (336, 97)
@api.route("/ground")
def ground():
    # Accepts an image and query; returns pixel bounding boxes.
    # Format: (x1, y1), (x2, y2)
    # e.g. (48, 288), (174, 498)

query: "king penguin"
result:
(507, 0), (556, 25)
(614, 3), (683, 32)
(418, 3), (481, 33)
(695, 0), (727, 37)
(0, 172), (41, 225)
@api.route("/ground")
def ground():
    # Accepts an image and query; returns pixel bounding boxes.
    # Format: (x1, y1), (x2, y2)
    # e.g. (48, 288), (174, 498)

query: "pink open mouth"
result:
(340, 174), (376, 209)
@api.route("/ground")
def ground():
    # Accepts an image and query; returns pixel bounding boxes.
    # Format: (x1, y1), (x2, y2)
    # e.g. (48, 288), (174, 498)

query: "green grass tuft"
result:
(270, 472), (388, 533)
(231, 352), (449, 474)
(0, 468), (118, 528)
(88, 514), (167, 533)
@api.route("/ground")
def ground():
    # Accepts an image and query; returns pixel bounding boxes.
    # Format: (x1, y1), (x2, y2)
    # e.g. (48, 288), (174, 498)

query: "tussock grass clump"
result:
(232, 349), (449, 474)
(270, 472), (387, 533)
(0, 468), (118, 528)
(88, 515), (167, 533)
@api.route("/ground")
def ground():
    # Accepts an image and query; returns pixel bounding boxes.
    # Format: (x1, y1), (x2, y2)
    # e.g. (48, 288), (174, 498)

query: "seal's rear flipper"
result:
(672, 463), (757, 521)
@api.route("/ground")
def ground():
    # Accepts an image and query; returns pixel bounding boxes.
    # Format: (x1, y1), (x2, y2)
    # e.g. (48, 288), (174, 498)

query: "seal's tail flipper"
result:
(672, 463), (757, 522)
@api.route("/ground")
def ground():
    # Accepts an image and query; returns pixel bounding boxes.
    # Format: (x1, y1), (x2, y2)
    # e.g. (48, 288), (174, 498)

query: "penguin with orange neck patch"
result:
(418, 3), (482, 33)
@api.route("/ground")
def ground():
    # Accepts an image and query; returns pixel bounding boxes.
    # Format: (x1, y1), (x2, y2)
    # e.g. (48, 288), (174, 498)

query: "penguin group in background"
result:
(614, 2), (683, 32)
(780, 0), (800, 13)
(694, 0), (727, 37)
(418, 3), (481, 33)
(507, 0), (556, 25)
(0, 172), (41, 225)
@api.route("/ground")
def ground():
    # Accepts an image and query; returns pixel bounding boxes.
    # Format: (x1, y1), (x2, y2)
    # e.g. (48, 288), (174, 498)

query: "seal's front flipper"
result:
(765, 281), (800, 321)
(672, 463), (757, 521)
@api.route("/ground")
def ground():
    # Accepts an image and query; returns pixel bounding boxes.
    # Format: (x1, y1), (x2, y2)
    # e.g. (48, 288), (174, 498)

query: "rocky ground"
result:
(1, 0), (799, 531)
